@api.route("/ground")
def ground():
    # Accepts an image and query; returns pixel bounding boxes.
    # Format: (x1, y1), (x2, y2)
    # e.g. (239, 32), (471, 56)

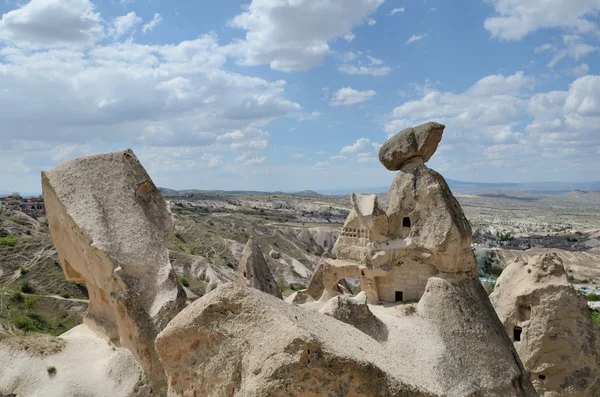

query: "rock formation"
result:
(490, 253), (600, 396)
(325, 122), (476, 304)
(238, 237), (282, 299)
(297, 229), (316, 246)
(41, 149), (186, 394)
(156, 281), (536, 397)
(319, 292), (388, 342)
(269, 249), (281, 259)
(314, 230), (335, 253)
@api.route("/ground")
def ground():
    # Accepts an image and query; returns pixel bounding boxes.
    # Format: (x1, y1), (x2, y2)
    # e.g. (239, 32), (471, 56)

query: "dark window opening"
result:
(323, 240), (328, 247)
(395, 291), (403, 302)
(403, 217), (411, 228)
(538, 375), (546, 380)
(243, 271), (246, 278)
(514, 326), (522, 342)
(550, 333), (557, 340)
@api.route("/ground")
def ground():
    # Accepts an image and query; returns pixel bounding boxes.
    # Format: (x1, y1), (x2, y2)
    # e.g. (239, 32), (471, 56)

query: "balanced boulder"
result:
(378, 122), (444, 171)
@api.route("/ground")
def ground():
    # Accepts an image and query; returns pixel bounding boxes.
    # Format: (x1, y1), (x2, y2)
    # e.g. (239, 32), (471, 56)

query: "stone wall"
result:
(376, 261), (437, 302)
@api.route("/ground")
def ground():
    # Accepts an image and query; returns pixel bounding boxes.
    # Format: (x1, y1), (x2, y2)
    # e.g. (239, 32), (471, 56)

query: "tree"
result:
(11, 192), (22, 200)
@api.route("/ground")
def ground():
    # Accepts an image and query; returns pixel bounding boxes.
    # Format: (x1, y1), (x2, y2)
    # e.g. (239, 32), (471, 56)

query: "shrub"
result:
(588, 293), (600, 302)
(23, 296), (39, 311)
(47, 366), (56, 375)
(13, 316), (37, 331)
(60, 292), (70, 299)
(18, 280), (34, 293)
(0, 235), (19, 247)
(20, 265), (29, 275)
(590, 309), (600, 328)
(9, 292), (24, 303)
(179, 277), (190, 287)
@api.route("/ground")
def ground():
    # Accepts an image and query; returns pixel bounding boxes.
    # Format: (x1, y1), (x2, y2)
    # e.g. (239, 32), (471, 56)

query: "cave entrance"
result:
(403, 217), (411, 228)
(513, 326), (522, 342)
(395, 291), (403, 302)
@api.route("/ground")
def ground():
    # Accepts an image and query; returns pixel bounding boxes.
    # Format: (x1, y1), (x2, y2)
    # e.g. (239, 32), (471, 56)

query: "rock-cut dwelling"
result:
(314, 122), (477, 304)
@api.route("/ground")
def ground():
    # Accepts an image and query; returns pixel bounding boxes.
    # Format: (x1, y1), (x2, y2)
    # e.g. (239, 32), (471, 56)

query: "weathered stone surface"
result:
(314, 230), (334, 253)
(156, 282), (537, 397)
(238, 237), (282, 299)
(491, 253), (600, 396)
(297, 229), (316, 246)
(385, 164), (476, 273)
(320, 292), (388, 342)
(269, 249), (281, 259)
(379, 122), (445, 171)
(41, 149), (186, 394)
(305, 260), (326, 300)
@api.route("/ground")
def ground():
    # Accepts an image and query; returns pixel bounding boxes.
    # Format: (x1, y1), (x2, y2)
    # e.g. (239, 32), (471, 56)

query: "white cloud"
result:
(111, 11), (141, 37)
(405, 33), (426, 44)
(242, 156), (267, 166)
(226, 0), (385, 72)
(569, 63), (590, 77)
(298, 111), (321, 121)
(331, 87), (376, 106)
(0, 0), (103, 47)
(339, 137), (382, 162)
(367, 18), (376, 25)
(337, 53), (392, 76)
(142, 13), (163, 34)
(344, 32), (356, 42)
(484, 0), (600, 40)
(389, 7), (404, 16)
(291, 153), (304, 159)
(314, 161), (332, 168)
(546, 35), (598, 67)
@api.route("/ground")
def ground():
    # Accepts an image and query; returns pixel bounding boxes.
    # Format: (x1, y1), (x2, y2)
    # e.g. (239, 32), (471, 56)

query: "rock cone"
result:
(238, 237), (282, 299)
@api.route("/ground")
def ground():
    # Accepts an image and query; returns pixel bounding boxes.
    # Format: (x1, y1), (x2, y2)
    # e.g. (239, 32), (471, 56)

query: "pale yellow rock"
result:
(491, 253), (600, 396)
(41, 149), (186, 394)
(156, 281), (537, 397)
(378, 122), (445, 171)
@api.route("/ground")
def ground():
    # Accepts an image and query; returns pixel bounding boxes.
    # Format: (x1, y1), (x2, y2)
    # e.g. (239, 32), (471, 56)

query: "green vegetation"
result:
(20, 264), (29, 275)
(588, 293), (600, 302)
(47, 366), (56, 375)
(0, 235), (20, 247)
(476, 249), (503, 278)
(179, 277), (190, 287)
(18, 280), (34, 293)
(59, 292), (70, 299)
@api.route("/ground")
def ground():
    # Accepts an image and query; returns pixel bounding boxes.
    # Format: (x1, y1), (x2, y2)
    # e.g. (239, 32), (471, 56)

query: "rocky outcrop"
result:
(156, 282), (537, 397)
(238, 237), (282, 299)
(41, 149), (186, 394)
(269, 249), (281, 259)
(314, 230), (334, 253)
(320, 292), (388, 342)
(491, 253), (600, 396)
(297, 229), (316, 246)
(378, 122), (445, 171)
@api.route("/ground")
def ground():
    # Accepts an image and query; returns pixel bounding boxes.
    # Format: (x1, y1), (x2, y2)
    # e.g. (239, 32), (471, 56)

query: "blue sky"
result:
(0, 0), (599, 193)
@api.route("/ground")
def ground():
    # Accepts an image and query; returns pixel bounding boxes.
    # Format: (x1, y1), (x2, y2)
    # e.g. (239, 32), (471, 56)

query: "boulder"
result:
(320, 292), (388, 342)
(41, 149), (186, 394)
(238, 237), (282, 299)
(490, 253), (600, 396)
(378, 121), (444, 171)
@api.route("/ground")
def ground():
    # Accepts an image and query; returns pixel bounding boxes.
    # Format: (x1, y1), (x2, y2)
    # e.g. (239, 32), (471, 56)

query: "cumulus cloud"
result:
(0, 0), (103, 47)
(226, 0), (385, 71)
(484, 0), (600, 40)
(340, 138), (382, 162)
(142, 13), (163, 33)
(330, 87), (376, 106)
(405, 33), (426, 44)
(291, 153), (304, 159)
(111, 11), (141, 37)
(337, 53), (392, 76)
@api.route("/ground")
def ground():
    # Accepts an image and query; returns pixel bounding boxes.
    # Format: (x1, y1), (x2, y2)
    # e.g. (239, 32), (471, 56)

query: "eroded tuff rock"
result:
(314, 230), (335, 253)
(42, 149), (186, 393)
(238, 237), (282, 299)
(378, 122), (445, 171)
(320, 292), (388, 342)
(491, 253), (600, 396)
(157, 281), (537, 397)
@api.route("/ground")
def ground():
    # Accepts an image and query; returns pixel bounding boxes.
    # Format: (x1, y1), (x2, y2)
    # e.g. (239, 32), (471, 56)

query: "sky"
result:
(0, 0), (599, 193)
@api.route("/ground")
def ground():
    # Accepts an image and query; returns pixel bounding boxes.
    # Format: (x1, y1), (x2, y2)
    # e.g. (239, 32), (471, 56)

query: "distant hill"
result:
(159, 188), (322, 198)
(317, 180), (600, 196)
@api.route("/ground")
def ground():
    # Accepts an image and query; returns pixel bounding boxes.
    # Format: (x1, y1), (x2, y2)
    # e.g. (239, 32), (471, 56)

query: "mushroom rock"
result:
(238, 237), (282, 299)
(378, 122), (445, 171)
(41, 149), (186, 394)
(490, 253), (600, 396)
